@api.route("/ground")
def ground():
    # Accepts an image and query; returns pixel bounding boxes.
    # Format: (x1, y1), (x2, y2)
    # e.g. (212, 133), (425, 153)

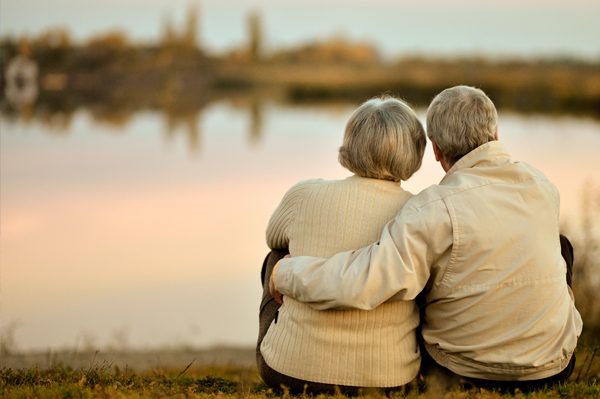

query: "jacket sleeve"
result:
(266, 180), (317, 250)
(274, 205), (433, 310)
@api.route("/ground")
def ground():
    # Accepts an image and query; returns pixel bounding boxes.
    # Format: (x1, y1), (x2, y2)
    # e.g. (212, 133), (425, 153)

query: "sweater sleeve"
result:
(273, 204), (434, 310)
(266, 179), (319, 250)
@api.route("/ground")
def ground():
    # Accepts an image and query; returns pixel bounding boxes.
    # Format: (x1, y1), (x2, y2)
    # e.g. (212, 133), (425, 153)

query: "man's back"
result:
(410, 141), (582, 379)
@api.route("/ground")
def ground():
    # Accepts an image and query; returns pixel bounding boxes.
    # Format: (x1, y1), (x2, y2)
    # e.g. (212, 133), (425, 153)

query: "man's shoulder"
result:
(404, 159), (558, 213)
(401, 184), (450, 214)
(514, 160), (552, 183)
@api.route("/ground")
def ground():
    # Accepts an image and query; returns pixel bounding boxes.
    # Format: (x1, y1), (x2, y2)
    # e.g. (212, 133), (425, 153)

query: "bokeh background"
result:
(1, 0), (600, 357)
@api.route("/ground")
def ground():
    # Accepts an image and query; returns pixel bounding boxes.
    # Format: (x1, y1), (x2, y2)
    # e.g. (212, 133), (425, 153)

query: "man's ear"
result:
(432, 141), (443, 162)
(494, 125), (499, 141)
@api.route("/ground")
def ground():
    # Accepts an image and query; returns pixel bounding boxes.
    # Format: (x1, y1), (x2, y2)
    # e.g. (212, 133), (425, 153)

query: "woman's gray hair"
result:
(338, 96), (426, 182)
(426, 86), (498, 165)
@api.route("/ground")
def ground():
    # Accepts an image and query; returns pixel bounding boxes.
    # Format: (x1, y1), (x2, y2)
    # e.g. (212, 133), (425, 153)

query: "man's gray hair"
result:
(426, 86), (498, 165)
(339, 96), (426, 182)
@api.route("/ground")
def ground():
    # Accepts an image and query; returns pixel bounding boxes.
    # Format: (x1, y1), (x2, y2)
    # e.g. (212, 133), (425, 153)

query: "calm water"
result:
(2, 102), (600, 352)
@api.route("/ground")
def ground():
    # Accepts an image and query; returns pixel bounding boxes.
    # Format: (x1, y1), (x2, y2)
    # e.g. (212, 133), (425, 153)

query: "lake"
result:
(2, 101), (600, 352)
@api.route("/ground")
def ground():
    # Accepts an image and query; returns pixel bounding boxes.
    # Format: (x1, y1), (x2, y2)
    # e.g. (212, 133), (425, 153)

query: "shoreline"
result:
(0, 346), (257, 372)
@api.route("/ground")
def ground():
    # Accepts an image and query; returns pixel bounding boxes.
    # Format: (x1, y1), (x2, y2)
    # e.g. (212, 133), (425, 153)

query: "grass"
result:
(1, 347), (599, 399)
(0, 352), (253, 398)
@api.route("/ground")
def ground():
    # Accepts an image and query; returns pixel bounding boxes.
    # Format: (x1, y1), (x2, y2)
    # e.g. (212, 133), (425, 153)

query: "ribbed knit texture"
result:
(261, 175), (420, 387)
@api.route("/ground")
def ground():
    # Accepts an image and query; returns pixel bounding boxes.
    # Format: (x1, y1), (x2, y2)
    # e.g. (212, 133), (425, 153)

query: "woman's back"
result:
(261, 175), (420, 387)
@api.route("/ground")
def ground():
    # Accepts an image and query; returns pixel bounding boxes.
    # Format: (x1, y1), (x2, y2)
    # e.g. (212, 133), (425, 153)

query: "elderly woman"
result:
(257, 96), (427, 394)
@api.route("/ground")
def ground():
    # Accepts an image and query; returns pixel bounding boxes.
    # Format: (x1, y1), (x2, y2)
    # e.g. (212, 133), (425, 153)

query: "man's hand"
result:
(269, 254), (290, 304)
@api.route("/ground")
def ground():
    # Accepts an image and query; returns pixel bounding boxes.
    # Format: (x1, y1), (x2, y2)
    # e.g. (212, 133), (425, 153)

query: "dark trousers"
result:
(419, 234), (577, 392)
(256, 248), (409, 395)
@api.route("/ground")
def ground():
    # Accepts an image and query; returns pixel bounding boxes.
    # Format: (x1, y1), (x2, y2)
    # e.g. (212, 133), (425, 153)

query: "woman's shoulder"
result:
(282, 178), (325, 195)
(289, 177), (325, 188)
(277, 178), (326, 204)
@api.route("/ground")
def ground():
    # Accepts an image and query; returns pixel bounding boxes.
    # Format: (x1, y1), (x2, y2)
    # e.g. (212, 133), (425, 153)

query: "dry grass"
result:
(1, 342), (599, 399)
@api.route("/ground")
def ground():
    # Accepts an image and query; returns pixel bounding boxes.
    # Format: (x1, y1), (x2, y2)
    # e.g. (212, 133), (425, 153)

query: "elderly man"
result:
(270, 86), (582, 390)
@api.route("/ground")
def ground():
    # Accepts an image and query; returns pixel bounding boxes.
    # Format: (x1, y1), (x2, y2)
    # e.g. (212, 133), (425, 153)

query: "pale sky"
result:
(2, 0), (599, 59)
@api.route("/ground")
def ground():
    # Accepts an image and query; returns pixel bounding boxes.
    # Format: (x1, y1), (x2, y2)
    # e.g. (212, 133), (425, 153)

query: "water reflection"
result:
(164, 107), (202, 152)
(1, 93), (269, 154)
(249, 101), (263, 145)
(1, 100), (600, 353)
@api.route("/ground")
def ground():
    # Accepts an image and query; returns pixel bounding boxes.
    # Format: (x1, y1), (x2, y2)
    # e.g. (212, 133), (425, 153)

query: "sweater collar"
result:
(347, 174), (402, 188)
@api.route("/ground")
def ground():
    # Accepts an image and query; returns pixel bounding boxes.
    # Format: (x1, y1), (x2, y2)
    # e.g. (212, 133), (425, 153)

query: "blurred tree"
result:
(0, 36), (19, 69)
(86, 31), (127, 53)
(270, 37), (378, 65)
(184, 4), (200, 50)
(162, 13), (177, 46)
(31, 28), (72, 70)
(248, 11), (263, 62)
(83, 30), (128, 69)
(18, 37), (32, 57)
(161, 4), (201, 52)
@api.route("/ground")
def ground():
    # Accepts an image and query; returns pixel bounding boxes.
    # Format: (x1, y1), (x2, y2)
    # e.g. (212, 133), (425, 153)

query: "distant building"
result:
(4, 55), (39, 108)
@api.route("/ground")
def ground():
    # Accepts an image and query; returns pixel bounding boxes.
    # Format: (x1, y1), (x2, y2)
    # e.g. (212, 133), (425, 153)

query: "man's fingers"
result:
(273, 291), (284, 305)
(269, 271), (284, 304)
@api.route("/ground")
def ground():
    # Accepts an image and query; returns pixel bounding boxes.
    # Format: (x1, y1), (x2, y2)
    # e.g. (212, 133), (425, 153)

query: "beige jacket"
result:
(275, 142), (582, 380)
(262, 176), (420, 387)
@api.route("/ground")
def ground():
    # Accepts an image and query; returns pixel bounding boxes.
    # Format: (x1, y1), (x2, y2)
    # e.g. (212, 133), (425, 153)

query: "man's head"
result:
(426, 86), (498, 168)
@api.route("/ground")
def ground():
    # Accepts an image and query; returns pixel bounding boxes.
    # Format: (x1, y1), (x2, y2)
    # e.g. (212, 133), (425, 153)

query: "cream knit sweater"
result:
(261, 175), (420, 387)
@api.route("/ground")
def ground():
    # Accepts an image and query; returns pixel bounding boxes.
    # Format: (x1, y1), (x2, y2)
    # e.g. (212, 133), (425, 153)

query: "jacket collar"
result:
(441, 141), (511, 183)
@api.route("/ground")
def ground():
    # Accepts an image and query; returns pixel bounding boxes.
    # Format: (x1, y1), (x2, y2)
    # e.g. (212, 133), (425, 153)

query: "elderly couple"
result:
(256, 86), (582, 394)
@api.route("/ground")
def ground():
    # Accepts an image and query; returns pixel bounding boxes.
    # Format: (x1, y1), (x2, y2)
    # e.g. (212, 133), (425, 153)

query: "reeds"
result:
(567, 181), (600, 345)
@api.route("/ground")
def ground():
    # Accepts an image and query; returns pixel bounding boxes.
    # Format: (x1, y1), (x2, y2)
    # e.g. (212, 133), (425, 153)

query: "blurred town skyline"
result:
(2, 0), (600, 60)
(2, 0), (600, 149)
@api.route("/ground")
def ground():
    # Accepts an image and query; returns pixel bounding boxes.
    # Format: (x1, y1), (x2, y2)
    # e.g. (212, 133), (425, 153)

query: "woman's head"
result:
(339, 96), (426, 182)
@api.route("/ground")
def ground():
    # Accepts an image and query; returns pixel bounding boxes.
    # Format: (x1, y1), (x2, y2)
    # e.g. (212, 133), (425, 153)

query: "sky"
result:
(2, 0), (600, 60)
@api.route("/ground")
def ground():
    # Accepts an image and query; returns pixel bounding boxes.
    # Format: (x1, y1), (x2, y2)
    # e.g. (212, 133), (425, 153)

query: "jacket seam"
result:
(439, 198), (458, 290)
(449, 273), (566, 293)
(413, 174), (546, 211)
(416, 207), (434, 273)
